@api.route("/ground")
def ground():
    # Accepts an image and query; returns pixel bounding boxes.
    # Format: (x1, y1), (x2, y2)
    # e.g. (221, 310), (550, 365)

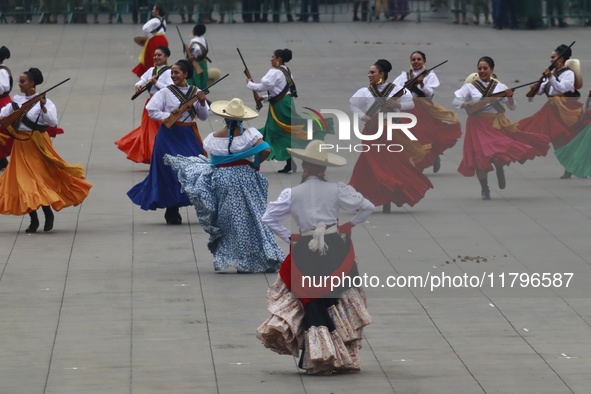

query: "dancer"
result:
(555, 89), (591, 178)
(164, 98), (285, 273)
(116, 46), (172, 164)
(187, 23), (209, 89)
(517, 44), (583, 178)
(349, 59), (433, 213)
(393, 51), (462, 173)
(132, 4), (168, 78)
(128, 59), (208, 224)
(257, 140), (374, 375)
(0, 68), (92, 232)
(246, 48), (329, 174)
(454, 56), (550, 200)
(0, 46), (12, 171)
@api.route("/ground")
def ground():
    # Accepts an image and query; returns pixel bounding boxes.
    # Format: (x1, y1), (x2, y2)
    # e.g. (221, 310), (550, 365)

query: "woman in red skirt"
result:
(517, 44), (583, 178)
(393, 50), (462, 173)
(349, 59), (433, 212)
(132, 5), (169, 78)
(455, 56), (550, 200)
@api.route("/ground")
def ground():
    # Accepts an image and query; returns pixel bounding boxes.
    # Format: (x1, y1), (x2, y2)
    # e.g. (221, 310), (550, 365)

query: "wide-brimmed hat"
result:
(565, 59), (583, 90)
(210, 98), (258, 120)
(208, 67), (221, 84)
(287, 140), (346, 167)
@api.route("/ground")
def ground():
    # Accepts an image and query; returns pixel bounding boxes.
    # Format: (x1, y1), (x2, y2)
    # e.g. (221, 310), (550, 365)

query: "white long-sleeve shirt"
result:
(262, 177), (375, 243)
(393, 69), (440, 98)
(203, 127), (262, 162)
(537, 67), (575, 97)
(142, 17), (166, 39)
(146, 86), (209, 122)
(453, 79), (516, 114)
(247, 66), (292, 97)
(350, 82), (414, 116)
(135, 66), (173, 95)
(189, 36), (208, 60)
(0, 94), (58, 128)
(0, 68), (11, 97)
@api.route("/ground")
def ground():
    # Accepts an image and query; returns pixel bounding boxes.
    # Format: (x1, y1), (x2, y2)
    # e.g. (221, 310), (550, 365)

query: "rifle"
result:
(162, 73), (229, 128)
(0, 78), (70, 129)
(526, 41), (575, 99)
(131, 66), (172, 100)
(237, 48), (264, 111)
(466, 80), (540, 116)
(177, 26), (203, 76)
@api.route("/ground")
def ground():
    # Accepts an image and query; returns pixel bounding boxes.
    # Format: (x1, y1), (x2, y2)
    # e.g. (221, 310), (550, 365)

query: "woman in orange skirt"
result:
(0, 68), (92, 232)
(116, 46), (172, 164)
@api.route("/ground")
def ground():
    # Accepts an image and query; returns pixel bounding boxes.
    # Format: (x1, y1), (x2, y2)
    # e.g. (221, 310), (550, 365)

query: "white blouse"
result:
(0, 94), (58, 129)
(189, 36), (208, 59)
(393, 69), (440, 98)
(350, 83), (414, 116)
(537, 67), (575, 96)
(135, 66), (173, 96)
(453, 79), (516, 114)
(146, 85), (209, 122)
(203, 127), (262, 162)
(247, 66), (291, 97)
(0, 68), (10, 96)
(142, 17), (166, 39)
(262, 177), (375, 243)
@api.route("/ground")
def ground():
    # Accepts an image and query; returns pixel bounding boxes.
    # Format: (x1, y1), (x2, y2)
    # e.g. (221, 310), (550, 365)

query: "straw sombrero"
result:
(208, 67), (221, 84)
(287, 140), (346, 167)
(210, 98), (258, 120)
(565, 59), (583, 90)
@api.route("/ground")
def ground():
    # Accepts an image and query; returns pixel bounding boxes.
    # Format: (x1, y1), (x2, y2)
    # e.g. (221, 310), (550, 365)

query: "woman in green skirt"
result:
(555, 89), (591, 178)
(247, 48), (329, 173)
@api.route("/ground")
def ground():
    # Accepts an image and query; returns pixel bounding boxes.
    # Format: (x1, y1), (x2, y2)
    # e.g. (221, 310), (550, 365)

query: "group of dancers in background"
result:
(2, 23), (591, 374)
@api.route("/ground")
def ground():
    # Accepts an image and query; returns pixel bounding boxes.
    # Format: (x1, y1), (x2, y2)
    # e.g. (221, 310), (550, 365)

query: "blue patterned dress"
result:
(164, 128), (285, 273)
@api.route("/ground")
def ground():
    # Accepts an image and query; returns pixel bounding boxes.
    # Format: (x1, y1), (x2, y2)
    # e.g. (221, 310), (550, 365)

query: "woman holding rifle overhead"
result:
(517, 43), (583, 179)
(128, 59), (208, 225)
(116, 46), (173, 164)
(132, 4), (168, 78)
(393, 51), (461, 173)
(0, 68), (92, 233)
(349, 59), (433, 213)
(454, 56), (550, 200)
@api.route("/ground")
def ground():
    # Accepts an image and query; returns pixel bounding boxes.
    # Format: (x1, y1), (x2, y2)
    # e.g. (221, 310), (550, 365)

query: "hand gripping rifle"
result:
(525, 41), (575, 99)
(467, 80), (540, 116)
(131, 66), (172, 100)
(177, 26), (203, 76)
(0, 78), (70, 129)
(237, 48), (264, 111)
(162, 73), (229, 128)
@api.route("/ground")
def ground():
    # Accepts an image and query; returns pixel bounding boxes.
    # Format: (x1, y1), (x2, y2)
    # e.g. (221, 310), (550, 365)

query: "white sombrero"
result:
(287, 140), (346, 167)
(565, 59), (583, 90)
(208, 67), (221, 84)
(210, 98), (258, 120)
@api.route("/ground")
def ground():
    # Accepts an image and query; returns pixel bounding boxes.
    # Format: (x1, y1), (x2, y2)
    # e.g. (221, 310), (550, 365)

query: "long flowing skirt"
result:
(132, 35), (169, 78)
(164, 154), (285, 272)
(188, 60), (208, 90)
(115, 98), (160, 164)
(517, 98), (583, 147)
(128, 123), (204, 210)
(409, 98), (462, 171)
(257, 233), (371, 374)
(555, 122), (591, 177)
(458, 115), (550, 177)
(0, 131), (92, 215)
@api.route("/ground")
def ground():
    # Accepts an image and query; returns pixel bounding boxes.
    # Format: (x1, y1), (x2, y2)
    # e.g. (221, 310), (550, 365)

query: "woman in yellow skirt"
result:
(0, 68), (92, 233)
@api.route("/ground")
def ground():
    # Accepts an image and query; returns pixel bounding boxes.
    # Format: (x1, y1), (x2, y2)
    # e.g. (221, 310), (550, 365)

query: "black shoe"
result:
(382, 202), (391, 213)
(560, 170), (572, 179)
(481, 188), (491, 200)
(278, 159), (295, 174)
(433, 155), (441, 173)
(42, 206), (54, 232)
(0, 157), (8, 171)
(26, 211), (39, 233)
(495, 165), (506, 189)
(164, 208), (182, 224)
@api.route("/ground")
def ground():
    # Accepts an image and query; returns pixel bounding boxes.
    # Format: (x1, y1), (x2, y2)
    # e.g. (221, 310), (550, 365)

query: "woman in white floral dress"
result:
(257, 140), (375, 375)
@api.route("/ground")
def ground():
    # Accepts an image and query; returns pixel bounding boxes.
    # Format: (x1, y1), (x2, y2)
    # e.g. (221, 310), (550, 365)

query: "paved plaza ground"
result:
(1, 15), (590, 394)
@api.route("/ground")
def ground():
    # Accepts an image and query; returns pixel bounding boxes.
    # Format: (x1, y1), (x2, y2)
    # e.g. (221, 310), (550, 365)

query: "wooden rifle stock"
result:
(131, 66), (172, 100)
(0, 78), (70, 128)
(177, 26), (203, 75)
(162, 73), (229, 128)
(237, 48), (264, 111)
(526, 41), (575, 99)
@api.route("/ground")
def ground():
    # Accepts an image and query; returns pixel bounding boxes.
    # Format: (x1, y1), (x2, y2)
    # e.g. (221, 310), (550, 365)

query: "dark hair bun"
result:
(193, 23), (206, 36)
(175, 59), (194, 77)
(157, 46), (171, 57)
(281, 48), (292, 63)
(0, 46), (10, 61)
(27, 67), (44, 85)
(555, 44), (572, 60)
(374, 59), (392, 73)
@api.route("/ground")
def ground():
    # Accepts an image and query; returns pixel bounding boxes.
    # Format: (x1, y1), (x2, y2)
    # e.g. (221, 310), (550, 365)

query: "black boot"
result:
(495, 164), (506, 189)
(0, 157), (8, 171)
(560, 170), (572, 179)
(42, 205), (54, 232)
(382, 202), (391, 213)
(164, 207), (182, 224)
(479, 178), (491, 200)
(278, 159), (296, 174)
(433, 155), (441, 173)
(26, 211), (40, 233)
